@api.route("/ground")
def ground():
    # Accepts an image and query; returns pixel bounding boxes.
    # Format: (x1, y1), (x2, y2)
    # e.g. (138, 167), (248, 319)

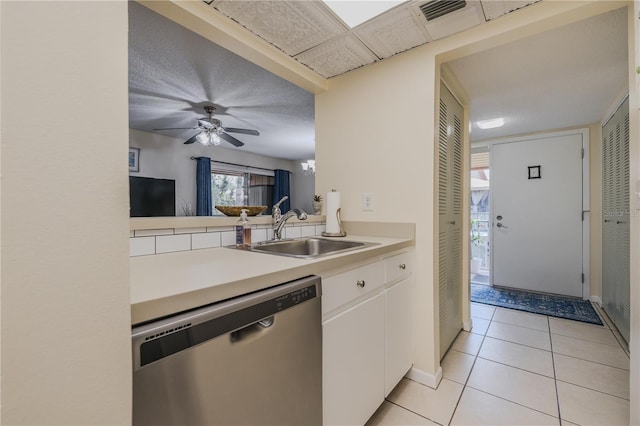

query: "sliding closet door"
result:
(438, 82), (463, 358)
(602, 96), (630, 343)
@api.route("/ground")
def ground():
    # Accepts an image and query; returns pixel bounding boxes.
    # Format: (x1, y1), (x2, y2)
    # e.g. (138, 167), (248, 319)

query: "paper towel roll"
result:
(325, 190), (341, 234)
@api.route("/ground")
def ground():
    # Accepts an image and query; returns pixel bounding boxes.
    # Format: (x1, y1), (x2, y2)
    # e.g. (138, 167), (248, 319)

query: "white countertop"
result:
(130, 234), (413, 325)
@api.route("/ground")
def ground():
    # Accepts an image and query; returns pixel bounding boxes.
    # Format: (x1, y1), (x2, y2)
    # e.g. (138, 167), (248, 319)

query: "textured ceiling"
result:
(129, 0), (626, 160)
(447, 7), (629, 141)
(129, 2), (316, 160)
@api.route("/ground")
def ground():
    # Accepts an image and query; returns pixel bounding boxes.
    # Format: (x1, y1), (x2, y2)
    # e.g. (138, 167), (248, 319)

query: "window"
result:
(211, 169), (274, 214)
(248, 174), (274, 211)
(212, 170), (246, 207)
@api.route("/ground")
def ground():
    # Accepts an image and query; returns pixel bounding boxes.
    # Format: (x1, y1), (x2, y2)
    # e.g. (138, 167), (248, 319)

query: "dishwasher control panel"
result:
(132, 275), (321, 370)
(275, 284), (317, 310)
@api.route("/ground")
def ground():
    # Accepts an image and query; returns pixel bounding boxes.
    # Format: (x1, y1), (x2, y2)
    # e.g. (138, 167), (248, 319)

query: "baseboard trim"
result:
(463, 319), (473, 332)
(590, 296), (602, 307)
(405, 366), (443, 389)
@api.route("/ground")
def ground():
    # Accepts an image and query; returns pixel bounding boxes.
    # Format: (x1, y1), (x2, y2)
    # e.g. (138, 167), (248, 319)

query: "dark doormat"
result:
(471, 284), (603, 325)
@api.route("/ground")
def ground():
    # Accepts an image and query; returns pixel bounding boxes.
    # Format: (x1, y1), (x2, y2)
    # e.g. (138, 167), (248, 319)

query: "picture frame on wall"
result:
(129, 148), (140, 172)
(528, 165), (541, 179)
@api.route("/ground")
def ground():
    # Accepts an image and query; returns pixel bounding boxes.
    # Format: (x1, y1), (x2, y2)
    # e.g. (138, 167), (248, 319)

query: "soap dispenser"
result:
(236, 209), (252, 248)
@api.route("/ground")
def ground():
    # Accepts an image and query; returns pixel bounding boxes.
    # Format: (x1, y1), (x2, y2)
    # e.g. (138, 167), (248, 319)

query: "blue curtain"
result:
(196, 157), (212, 216)
(273, 169), (290, 213)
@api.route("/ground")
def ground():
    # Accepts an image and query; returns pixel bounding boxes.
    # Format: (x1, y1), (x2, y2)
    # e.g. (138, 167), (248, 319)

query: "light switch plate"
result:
(363, 193), (374, 211)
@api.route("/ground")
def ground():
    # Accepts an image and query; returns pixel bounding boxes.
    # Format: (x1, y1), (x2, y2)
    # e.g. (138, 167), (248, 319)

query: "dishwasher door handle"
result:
(230, 316), (275, 343)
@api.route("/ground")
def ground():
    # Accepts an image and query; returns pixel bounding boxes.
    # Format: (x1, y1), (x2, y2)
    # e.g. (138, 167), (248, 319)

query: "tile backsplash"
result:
(130, 222), (326, 256)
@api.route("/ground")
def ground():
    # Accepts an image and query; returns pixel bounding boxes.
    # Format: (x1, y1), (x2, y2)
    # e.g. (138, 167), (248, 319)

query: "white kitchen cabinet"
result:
(322, 249), (414, 426)
(323, 292), (385, 426)
(384, 276), (413, 396)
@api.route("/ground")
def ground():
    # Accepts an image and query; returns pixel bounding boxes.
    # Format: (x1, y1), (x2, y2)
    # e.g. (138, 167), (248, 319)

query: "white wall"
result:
(317, 47), (440, 378)
(316, 0), (629, 383)
(1, 2), (131, 425)
(589, 123), (603, 302)
(129, 129), (313, 214)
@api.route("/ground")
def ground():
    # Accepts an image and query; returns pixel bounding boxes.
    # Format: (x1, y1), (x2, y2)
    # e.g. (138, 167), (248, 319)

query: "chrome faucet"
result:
(273, 208), (307, 241)
(272, 196), (289, 223)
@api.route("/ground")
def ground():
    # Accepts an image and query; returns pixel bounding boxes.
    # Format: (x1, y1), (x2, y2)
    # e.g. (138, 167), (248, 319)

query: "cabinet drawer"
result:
(322, 261), (384, 315)
(385, 252), (413, 283)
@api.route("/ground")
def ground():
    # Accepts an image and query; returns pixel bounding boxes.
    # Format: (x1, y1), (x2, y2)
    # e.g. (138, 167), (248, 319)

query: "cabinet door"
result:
(385, 277), (413, 396)
(323, 292), (385, 426)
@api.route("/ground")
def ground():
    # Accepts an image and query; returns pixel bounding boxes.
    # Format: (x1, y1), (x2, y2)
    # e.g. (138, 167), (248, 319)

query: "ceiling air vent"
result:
(420, 0), (467, 21)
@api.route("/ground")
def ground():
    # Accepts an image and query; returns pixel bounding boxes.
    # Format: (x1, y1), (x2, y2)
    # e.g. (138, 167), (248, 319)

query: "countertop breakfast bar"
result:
(130, 221), (415, 325)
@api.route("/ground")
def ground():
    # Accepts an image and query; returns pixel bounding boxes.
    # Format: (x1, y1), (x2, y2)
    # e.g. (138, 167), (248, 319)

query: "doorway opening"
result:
(467, 130), (601, 325)
(470, 149), (490, 287)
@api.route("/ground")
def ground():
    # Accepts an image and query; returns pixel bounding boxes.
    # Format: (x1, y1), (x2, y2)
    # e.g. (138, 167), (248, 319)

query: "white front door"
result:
(491, 133), (584, 297)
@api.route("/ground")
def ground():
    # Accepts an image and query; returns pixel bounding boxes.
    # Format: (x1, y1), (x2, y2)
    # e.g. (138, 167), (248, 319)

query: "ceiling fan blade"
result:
(183, 133), (200, 145)
(220, 132), (245, 147)
(153, 127), (198, 131)
(223, 127), (260, 136)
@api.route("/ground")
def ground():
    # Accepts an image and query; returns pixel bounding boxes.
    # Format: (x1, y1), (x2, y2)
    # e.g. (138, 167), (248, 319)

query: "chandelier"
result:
(301, 160), (316, 175)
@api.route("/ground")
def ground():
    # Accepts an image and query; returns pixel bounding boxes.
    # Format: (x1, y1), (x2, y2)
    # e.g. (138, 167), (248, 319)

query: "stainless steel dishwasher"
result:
(132, 275), (322, 426)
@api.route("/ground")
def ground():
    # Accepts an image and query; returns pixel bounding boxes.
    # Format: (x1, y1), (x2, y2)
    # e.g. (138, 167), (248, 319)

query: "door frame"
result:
(474, 128), (590, 300)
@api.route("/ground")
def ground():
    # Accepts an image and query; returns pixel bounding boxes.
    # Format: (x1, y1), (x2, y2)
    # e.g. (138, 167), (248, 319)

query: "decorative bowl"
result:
(215, 205), (267, 216)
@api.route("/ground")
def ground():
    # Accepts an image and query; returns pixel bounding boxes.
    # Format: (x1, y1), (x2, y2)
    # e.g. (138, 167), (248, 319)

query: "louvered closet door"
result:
(438, 82), (463, 358)
(602, 97), (630, 343)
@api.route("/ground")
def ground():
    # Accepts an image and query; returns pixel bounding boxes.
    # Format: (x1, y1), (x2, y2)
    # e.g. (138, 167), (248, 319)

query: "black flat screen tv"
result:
(129, 176), (176, 217)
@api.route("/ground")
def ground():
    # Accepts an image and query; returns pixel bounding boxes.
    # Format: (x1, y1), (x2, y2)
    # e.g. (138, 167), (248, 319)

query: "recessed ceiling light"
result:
(323, 1), (404, 28)
(476, 117), (504, 129)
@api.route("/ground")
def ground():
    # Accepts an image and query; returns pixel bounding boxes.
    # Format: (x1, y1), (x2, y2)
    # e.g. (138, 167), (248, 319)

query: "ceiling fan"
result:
(153, 105), (259, 147)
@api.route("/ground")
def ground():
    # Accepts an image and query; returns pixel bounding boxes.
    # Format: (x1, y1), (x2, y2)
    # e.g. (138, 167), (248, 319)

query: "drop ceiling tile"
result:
(480, 0), (539, 21)
(294, 33), (378, 78)
(353, 4), (431, 59)
(212, 0), (348, 56)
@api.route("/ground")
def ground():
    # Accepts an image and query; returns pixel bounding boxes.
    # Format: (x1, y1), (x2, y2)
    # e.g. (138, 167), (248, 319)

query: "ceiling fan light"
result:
(196, 132), (209, 145)
(210, 133), (222, 146)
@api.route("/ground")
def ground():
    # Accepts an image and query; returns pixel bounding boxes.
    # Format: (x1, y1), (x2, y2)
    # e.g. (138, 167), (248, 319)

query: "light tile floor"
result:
(366, 303), (630, 426)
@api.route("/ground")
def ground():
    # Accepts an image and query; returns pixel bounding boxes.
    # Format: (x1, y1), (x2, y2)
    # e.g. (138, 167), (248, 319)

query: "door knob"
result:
(449, 220), (456, 225)
(496, 222), (508, 228)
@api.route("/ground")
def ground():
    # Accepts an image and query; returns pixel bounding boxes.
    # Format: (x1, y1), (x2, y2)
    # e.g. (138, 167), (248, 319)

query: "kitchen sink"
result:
(241, 237), (378, 259)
